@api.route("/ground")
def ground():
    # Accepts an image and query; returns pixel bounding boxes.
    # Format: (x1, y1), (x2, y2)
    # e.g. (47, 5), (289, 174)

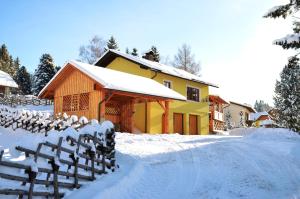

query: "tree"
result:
(32, 54), (56, 95)
(265, 1), (300, 132)
(274, 56), (300, 132)
(172, 44), (201, 75)
(0, 45), (19, 77)
(142, 46), (160, 62)
(125, 48), (130, 54)
(264, 1), (300, 49)
(13, 57), (21, 79)
(15, 66), (32, 95)
(254, 100), (271, 112)
(79, 35), (106, 64)
(106, 36), (119, 50)
(131, 48), (138, 56)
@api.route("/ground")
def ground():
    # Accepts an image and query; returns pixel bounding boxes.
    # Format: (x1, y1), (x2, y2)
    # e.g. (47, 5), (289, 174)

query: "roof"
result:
(249, 112), (269, 121)
(229, 101), (256, 113)
(209, 95), (229, 104)
(39, 60), (186, 101)
(0, 70), (18, 88)
(94, 50), (218, 88)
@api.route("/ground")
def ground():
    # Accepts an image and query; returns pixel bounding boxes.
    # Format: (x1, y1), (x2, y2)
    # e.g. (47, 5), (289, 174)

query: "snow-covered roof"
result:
(39, 60), (186, 101)
(94, 50), (218, 88)
(249, 112), (269, 121)
(229, 101), (256, 113)
(0, 70), (18, 88)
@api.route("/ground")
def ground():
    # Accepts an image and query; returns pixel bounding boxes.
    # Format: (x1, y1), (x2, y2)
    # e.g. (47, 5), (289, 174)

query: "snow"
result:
(39, 60), (186, 101)
(0, 70), (18, 88)
(249, 111), (269, 121)
(65, 128), (300, 199)
(274, 33), (300, 45)
(95, 49), (218, 88)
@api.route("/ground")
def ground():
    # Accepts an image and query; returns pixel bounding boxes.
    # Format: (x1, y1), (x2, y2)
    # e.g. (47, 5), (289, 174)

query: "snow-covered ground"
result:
(0, 127), (299, 199)
(65, 128), (300, 199)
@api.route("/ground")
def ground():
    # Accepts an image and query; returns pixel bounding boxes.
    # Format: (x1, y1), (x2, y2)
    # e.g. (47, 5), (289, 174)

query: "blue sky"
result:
(0, 0), (292, 105)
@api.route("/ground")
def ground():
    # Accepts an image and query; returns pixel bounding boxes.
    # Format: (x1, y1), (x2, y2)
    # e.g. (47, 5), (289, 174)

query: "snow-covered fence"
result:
(0, 107), (92, 135)
(0, 94), (53, 107)
(0, 121), (116, 199)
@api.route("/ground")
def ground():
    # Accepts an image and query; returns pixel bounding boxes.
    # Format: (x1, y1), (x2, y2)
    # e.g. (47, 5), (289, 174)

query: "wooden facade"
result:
(40, 63), (172, 133)
(209, 95), (229, 133)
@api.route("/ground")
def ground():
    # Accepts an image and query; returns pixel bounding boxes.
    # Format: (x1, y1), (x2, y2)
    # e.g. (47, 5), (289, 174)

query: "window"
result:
(187, 86), (200, 102)
(163, 80), (172, 89)
(62, 93), (89, 112)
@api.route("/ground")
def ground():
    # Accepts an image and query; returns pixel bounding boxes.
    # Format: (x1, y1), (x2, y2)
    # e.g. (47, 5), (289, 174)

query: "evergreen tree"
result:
(172, 44), (201, 75)
(0, 44), (11, 73)
(106, 36), (119, 50)
(15, 66), (32, 95)
(32, 54), (56, 95)
(254, 100), (271, 112)
(142, 46), (160, 62)
(125, 48), (130, 54)
(274, 56), (300, 132)
(13, 57), (21, 79)
(131, 48), (138, 56)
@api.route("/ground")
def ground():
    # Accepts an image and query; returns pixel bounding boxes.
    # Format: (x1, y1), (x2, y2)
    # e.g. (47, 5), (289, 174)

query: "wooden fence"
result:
(0, 95), (53, 107)
(0, 108), (116, 198)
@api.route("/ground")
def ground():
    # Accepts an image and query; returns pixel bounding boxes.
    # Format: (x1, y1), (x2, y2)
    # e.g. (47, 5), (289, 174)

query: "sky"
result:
(0, 0), (294, 106)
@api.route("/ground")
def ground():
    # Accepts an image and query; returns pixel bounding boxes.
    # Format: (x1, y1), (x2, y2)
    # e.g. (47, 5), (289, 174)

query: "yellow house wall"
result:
(106, 57), (210, 135)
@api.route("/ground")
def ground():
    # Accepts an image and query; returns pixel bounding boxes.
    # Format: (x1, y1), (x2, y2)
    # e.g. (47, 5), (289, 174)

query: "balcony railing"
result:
(214, 111), (224, 121)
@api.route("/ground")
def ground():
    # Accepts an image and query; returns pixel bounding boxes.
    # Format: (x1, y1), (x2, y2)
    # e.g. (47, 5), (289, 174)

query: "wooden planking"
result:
(189, 114), (198, 135)
(173, 113), (184, 134)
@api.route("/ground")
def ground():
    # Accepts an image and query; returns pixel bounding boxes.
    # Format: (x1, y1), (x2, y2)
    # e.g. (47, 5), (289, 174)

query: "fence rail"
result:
(0, 107), (116, 199)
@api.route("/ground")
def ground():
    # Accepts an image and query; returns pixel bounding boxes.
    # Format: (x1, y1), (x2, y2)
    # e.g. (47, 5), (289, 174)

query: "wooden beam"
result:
(99, 90), (106, 122)
(164, 101), (169, 134)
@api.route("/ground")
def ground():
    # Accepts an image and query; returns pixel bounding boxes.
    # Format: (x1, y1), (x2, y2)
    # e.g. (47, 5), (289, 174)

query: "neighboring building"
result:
(209, 95), (229, 133)
(224, 101), (256, 128)
(249, 112), (274, 128)
(0, 70), (18, 95)
(94, 50), (218, 135)
(39, 60), (185, 133)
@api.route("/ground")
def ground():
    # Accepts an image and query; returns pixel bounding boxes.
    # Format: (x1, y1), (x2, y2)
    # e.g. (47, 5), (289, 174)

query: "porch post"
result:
(164, 101), (169, 134)
(129, 99), (135, 133)
(99, 89), (106, 122)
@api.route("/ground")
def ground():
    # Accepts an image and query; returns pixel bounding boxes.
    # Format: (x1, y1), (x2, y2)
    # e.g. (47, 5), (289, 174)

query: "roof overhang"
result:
(94, 50), (219, 88)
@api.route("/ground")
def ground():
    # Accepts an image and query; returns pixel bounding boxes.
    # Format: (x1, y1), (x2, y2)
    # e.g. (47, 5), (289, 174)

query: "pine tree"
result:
(254, 100), (271, 112)
(0, 44), (11, 73)
(32, 54), (56, 95)
(15, 66), (32, 95)
(142, 46), (160, 62)
(274, 56), (300, 133)
(106, 36), (119, 50)
(125, 48), (130, 54)
(131, 48), (138, 56)
(13, 57), (21, 79)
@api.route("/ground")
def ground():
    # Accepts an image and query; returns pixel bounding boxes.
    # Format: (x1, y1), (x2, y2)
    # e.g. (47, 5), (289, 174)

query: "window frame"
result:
(163, 80), (172, 89)
(186, 85), (200, 102)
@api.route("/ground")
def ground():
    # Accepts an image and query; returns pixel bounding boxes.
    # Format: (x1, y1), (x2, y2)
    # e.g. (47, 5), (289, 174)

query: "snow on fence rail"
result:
(0, 108), (116, 198)
(0, 94), (53, 107)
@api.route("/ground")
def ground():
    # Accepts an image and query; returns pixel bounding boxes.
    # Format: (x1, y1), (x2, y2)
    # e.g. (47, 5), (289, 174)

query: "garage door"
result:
(173, 113), (184, 134)
(189, 114), (198, 135)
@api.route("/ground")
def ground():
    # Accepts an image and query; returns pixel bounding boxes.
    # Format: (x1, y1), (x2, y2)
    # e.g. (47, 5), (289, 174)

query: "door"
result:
(189, 114), (198, 135)
(173, 113), (184, 134)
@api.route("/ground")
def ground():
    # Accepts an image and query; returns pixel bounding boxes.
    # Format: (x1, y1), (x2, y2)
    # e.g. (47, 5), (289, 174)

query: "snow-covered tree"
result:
(106, 36), (119, 50)
(173, 44), (201, 75)
(32, 54), (56, 96)
(254, 100), (271, 112)
(131, 48), (138, 56)
(264, 0), (300, 49)
(274, 56), (300, 133)
(15, 66), (32, 95)
(79, 35), (106, 64)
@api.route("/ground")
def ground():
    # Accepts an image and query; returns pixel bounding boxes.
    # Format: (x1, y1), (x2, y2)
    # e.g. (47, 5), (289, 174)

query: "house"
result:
(249, 112), (274, 128)
(39, 60), (186, 133)
(0, 70), (18, 95)
(208, 95), (229, 133)
(93, 50), (218, 135)
(223, 101), (256, 128)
